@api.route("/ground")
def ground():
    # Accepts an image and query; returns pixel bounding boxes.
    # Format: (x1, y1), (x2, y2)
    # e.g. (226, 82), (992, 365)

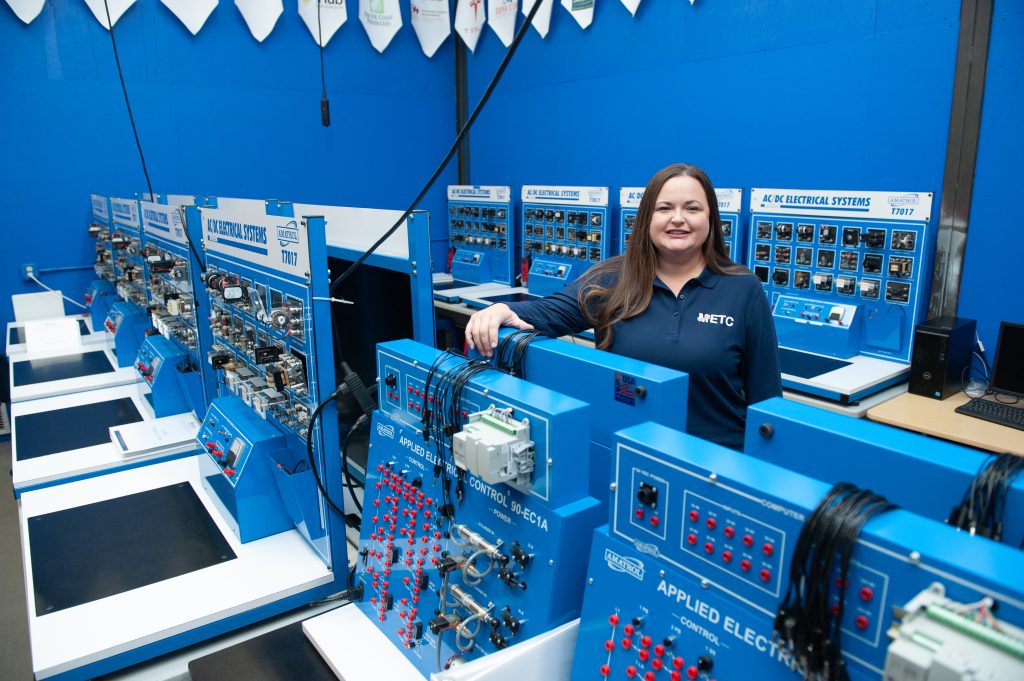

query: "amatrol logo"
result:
(277, 221), (299, 247)
(376, 422), (395, 439)
(604, 548), (645, 581)
(889, 193), (920, 207)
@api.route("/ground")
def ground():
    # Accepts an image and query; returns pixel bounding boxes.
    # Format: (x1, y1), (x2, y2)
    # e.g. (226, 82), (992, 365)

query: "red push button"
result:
(609, 614), (620, 626)
(762, 543), (774, 557)
(635, 509), (645, 520)
(742, 534), (754, 547)
(831, 603), (841, 616)
(626, 666), (638, 678)
(604, 640), (614, 651)
(706, 518), (717, 530)
(645, 672), (656, 681)
(687, 666), (699, 679)
(600, 665), (610, 677)
(855, 615), (869, 630)
(723, 526), (735, 539)
(653, 644), (665, 657)
(652, 657), (664, 670)
(687, 534), (698, 545)
(650, 516), (660, 528)
(740, 559), (752, 572)
(638, 649), (650, 662)
(688, 510), (699, 522)
(860, 587), (874, 601)
(623, 624), (635, 636)
(704, 542), (715, 554)
(672, 656), (685, 670)
(670, 673), (681, 681)
(722, 550), (733, 563)
(760, 569), (772, 582)
(622, 638), (633, 650)
(640, 635), (652, 648)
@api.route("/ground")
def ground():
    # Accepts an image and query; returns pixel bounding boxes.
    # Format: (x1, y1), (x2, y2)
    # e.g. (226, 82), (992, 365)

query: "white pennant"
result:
(299, 0), (348, 47)
(409, 0), (450, 57)
(5, 0), (46, 24)
(454, 0), (485, 52)
(83, 0), (137, 29)
(235, 0), (283, 41)
(521, 0), (552, 38)
(618, 0), (638, 16)
(359, 0), (402, 53)
(560, 0), (591, 29)
(160, 0), (218, 35)
(487, 0), (516, 47)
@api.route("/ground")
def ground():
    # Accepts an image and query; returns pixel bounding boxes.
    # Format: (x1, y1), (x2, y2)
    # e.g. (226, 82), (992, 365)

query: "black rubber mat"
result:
(15, 397), (144, 461)
(9, 319), (90, 345)
(29, 483), (236, 616)
(780, 347), (852, 379)
(12, 350), (114, 386)
(475, 292), (538, 305)
(187, 621), (338, 681)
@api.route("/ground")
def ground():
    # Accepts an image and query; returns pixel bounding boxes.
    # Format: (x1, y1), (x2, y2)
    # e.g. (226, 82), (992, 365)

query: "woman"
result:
(466, 163), (782, 450)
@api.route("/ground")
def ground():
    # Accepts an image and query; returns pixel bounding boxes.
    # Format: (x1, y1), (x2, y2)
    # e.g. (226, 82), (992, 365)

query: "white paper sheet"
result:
(487, 0), (516, 46)
(359, 0), (402, 52)
(410, 0), (450, 57)
(235, 0), (283, 41)
(110, 412), (201, 458)
(12, 291), (64, 322)
(160, 0), (219, 35)
(454, 0), (485, 51)
(82, 0), (136, 29)
(24, 318), (82, 354)
(619, 0), (639, 16)
(560, 0), (592, 28)
(5, 0), (45, 24)
(521, 0), (552, 38)
(299, 0), (348, 47)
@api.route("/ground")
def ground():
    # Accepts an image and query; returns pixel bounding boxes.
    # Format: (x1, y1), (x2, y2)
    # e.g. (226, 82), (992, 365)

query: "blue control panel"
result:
(104, 300), (150, 368)
(521, 185), (610, 296)
(360, 339), (604, 675)
(568, 423), (1024, 681)
(745, 398), (1024, 549)
(748, 189), (933, 364)
(196, 396), (292, 543)
(618, 187), (744, 263)
(87, 194), (119, 331)
(447, 186), (515, 286)
(140, 197), (217, 416)
(196, 200), (344, 567)
(133, 334), (198, 418)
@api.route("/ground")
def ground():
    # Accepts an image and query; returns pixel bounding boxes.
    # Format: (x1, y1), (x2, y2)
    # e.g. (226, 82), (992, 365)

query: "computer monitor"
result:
(991, 321), (1024, 398)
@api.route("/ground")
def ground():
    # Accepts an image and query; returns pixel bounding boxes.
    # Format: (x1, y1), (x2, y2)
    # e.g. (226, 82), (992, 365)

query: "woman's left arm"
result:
(742, 288), (783, 404)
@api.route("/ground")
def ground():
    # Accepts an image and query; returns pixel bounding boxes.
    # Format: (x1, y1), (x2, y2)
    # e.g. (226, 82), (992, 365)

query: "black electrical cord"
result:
(328, 0), (546, 297)
(948, 452), (1023, 541)
(102, 0), (153, 199)
(306, 385), (349, 517)
(317, 0), (330, 126)
(341, 413), (368, 515)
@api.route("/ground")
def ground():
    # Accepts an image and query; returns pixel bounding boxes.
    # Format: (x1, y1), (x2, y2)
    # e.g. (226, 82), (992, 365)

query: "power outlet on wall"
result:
(20, 264), (37, 281)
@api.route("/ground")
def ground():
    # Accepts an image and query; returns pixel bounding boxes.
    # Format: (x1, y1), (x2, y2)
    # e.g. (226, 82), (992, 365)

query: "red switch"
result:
(650, 516), (660, 528)
(855, 615), (869, 630)
(760, 569), (772, 582)
(860, 587), (874, 602)
(706, 518), (717, 530)
(721, 550), (733, 564)
(723, 526), (735, 539)
(704, 542), (715, 554)
(688, 510), (699, 522)
(599, 665), (610, 677)
(742, 534), (754, 547)
(740, 559), (751, 572)
(762, 543), (774, 557)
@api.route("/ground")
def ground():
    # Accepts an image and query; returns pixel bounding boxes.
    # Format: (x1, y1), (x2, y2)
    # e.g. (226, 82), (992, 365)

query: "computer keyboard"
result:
(955, 396), (1024, 431)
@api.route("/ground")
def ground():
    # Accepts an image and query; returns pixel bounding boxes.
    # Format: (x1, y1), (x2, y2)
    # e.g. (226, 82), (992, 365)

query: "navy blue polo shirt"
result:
(507, 266), (782, 450)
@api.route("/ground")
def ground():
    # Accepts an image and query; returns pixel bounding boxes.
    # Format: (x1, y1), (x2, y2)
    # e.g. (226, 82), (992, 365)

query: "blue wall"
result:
(957, 2), (1024, 356)
(0, 0), (456, 334)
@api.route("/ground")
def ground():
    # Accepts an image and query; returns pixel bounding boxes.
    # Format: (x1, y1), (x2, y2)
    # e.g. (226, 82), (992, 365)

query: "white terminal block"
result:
(453, 406), (536, 488)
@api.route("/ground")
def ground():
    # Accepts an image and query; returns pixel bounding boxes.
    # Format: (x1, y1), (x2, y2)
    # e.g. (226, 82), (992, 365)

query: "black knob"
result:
(697, 655), (714, 672)
(758, 422), (774, 439)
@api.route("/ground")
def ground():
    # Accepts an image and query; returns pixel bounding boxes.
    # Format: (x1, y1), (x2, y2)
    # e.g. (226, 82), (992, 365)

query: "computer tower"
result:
(909, 316), (976, 399)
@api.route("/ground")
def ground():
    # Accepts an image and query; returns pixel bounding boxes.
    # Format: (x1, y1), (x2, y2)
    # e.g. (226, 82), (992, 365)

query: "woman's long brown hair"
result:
(579, 164), (741, 350)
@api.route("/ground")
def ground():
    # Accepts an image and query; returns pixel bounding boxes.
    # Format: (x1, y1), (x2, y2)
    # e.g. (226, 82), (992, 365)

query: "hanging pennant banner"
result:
(560, 0), (592, 29)
(160, 0), (218, 35)
(5, 0), (46, 24)
(235, 0), (283, 41)
(83, 0), (136, 29)
(410, 0), (450, 57)
(487, 0), (516, 47)
(360, 0), (402, 53)
(521, 0), (552, 38)
(454, 0), (485, 51)
(299, 0), (348, 46)
(619, 0), (638, 16)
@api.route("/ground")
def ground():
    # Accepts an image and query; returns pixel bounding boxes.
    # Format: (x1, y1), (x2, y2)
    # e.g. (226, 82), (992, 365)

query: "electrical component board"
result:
(104, 196), (152, 367)
(357, 339), (604, 675)
(198, 200), (343, 566)
(87, 194), (119, 331)
(618, 187), (743, 262)
(569, 422), (1024, 681)
(447, 186), (514, 286)
(744, 398), (1024, 548)
(748, 189), (934, 402)
(521, 185), (610, 296)
(140, 197), (216, 415)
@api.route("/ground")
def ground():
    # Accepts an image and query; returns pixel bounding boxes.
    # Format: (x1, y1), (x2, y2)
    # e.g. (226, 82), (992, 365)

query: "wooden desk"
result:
(867, 391), (1024, 456)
